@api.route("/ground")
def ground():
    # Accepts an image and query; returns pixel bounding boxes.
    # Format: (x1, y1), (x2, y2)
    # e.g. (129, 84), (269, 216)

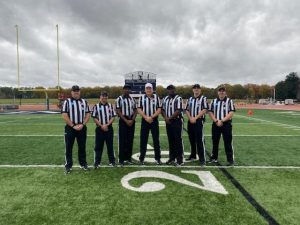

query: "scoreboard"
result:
(124, 71), (157, 94)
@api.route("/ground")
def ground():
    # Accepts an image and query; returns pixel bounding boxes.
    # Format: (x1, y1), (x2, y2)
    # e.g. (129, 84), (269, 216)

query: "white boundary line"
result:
(235, 114), (300, 129)
(1, 134), (300, 137)
(0, 165), (299, 169)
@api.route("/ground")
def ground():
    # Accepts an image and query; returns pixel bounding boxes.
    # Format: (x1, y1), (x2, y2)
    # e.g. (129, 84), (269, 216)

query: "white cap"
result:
(145, 83), (153, 89)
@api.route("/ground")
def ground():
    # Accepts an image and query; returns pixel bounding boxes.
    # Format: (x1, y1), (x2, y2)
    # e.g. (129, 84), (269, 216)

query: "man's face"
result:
(193, 87), (201, 96)
(145, 87), (153, 95)
(71, 90), (80, 99)
(123, 88), (130, 96)
(218, 90), (226, 99)
(100, 95), (108, 103)
(167, 89), (175, 96)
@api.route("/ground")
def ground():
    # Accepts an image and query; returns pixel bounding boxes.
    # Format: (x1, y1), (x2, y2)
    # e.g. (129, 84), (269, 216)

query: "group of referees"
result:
(62, 83), (235, 174)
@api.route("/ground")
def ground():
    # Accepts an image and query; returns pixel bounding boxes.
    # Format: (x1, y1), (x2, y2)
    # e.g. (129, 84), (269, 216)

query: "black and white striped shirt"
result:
(209, 97), (236, 120)
(137, 94), (161, 117)
(116, 95), (136, 118)
(61, 98), (90, 125)
(162, 95), (183, 118)
(92, 103), (116, 125)
(186, 95), (208, 119)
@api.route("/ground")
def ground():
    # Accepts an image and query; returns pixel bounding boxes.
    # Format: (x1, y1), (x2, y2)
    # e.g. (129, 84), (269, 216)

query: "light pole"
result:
(56, 24), (60, 89)
(15, 25), (20, 89)
(273, 87), (276, 103)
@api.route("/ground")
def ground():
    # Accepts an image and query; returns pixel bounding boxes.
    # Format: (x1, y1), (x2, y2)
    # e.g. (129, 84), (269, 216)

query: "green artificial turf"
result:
(0, 109), (300, 225)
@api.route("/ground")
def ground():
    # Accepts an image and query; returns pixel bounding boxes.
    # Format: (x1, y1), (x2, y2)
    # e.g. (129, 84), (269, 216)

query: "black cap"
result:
(100, 91), (108, 97)
(71, 85), (80, 91)
(166, 84), (175, 90)
(218, 86), (226, 91)
(123, 84), (131, 90)
(192, 84), (201, 89)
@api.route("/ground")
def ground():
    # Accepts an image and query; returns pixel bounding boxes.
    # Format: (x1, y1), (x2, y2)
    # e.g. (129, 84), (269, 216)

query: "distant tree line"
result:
(275, 72), (300, 100)
(0, 73), (299, 101)
(0, 84), (274, 100)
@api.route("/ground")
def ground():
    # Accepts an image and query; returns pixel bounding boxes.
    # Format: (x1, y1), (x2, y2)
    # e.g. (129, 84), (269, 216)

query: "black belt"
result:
(97, 124), (112, 128)
(123, 115), (134, 120)
(169, 117), (182, 122)
(213, 120), (232, 124)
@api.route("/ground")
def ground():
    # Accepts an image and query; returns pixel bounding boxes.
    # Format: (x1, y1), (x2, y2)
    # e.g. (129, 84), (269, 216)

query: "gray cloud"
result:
(1, 0), (300, 88)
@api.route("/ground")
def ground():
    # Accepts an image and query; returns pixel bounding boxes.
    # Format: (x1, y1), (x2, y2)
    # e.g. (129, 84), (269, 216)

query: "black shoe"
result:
(208, 158), (218, 163)
(200, 162), (206, 167)
(94, 164), (100, 169)
(80, 165), (90, 171)
(226, 162), (234, 167)
(119, 162), (125, 167)
(186, 156), (197, 161)
(140, 160), (145, 165)
(166, 159), (175, 165)
(108, 162), (116, 167)
(155, 159), (162, 165)
(64, 167), (71, 174)
(175, 162), (184, 167)
(127, 160), (135, 165)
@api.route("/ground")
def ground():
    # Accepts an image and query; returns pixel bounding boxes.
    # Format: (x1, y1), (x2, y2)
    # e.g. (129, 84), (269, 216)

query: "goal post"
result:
(15, 24), (61, 92)
(15, 25), (61, 110)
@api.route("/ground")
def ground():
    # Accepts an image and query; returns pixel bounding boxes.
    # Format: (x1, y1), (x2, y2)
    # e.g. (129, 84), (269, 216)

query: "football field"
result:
(0, 109), (299, 225)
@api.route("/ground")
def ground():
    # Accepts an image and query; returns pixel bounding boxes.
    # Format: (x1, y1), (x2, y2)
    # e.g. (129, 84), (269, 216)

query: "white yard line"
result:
(0, 134), (64, 137)
(235, 114), (300, 129)
(274, 111), (299, 114)
(0, 120), (18, 124)
(0, 164), (299, 169)
(1, 134), (300, 137)
(233, 123), (271, 125)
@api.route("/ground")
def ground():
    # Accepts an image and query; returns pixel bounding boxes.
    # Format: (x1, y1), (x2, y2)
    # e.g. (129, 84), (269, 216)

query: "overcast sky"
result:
(1, 0), (300, 88)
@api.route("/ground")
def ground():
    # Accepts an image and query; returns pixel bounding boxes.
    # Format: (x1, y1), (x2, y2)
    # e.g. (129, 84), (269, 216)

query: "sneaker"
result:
(80, 165), (90, 171)
(94, 164), (100, 169)
(155, 159), (162, 165)
(166, 159), (175, 165)
(64, 167), (71, 174)
(226, 162), (234, 167)
(108, 162), (116, 167)
(186, 156), (197, 161)
(208, 159), (218, 163)
(119, 162), (125, 167)
(175, 162), (184, 167)
(127, 160), (134, 165)
(200, 162), (206, 167)
(140, 160), (145, 165)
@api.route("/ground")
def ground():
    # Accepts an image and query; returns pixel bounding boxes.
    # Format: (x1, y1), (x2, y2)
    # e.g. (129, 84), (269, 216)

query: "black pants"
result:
(166, 119), (184, 164)
(64, 125), (87, 169)
(139, 118), (161, 161)
(118, 118), (135, 163)
(211, 122), (234, 163)
(187, 119), (206, 163)
(94, 126), (115, 165)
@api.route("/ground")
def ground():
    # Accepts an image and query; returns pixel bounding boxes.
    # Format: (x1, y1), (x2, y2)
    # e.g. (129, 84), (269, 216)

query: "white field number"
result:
(121, 170), (228, 195)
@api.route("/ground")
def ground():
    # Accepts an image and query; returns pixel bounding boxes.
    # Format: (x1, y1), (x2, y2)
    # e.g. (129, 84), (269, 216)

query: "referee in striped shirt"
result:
(92, 91), (117, 168)
(137, 83), (162, 165)
(116, 84), (137, 166)
(61, 85), (90, 174)
(208, 86), (236, 166)
(162, 85), (184, 166)
(185, 84), (208, 166)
